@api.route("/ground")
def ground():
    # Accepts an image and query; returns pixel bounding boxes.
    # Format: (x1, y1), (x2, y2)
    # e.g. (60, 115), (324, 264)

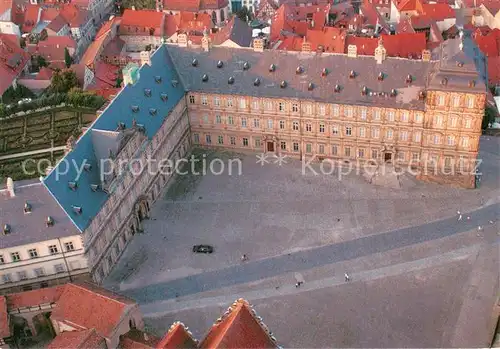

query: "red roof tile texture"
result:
(120, 9), (165, 36)
(162, 0), (228, 11)
(0, 33), (31, 94)
(51, 283), (135, 338)
(6, 285), (64, 309)
(488, 56), (500, 85)
(474, 29), (500, 57)
(0, 297), (9, 338)
(47, 328), (105, 349)
(199, 299), (277, 349)
(345, 32), (426, 58)
(421, 3), (455, 20)
(119, 328), (161, 349)
(157, 323), (197, 349)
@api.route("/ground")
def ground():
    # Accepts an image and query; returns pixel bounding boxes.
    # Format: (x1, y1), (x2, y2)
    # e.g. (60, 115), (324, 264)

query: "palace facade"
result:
(1, 33), (485, 287)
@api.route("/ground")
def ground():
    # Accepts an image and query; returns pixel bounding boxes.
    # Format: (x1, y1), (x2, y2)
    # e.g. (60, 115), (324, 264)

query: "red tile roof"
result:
(305, 27), (346, 53)
(41, 35), (77, 49)
(157, 322), (197, 349)
(87, 87), (121, 100)
(199, 299), (277, 349)
(421, 3), (455, 20)
(0, 297), (9, 339)
(461, 0), (500, 13)
(176, 12), (212, 32)
(36, 66), (54, 80)
(0, 33), (31, 94)
(162, 0), (228, 11)
(345, 32), (426, 58)
(396, 0), (424, 12)
(51, 283), (135, 338)
(473, 29), (500, 57)
(396, 17), (415, 33)
(119, 328), (161, 349)
(6, 286), (64, 309)
(47, 328), (105, 349)
(60, 5), (90, 28)
(40, 7), (60, 21)
(0, 0), (14, 20)
(120, 9), (164, 36)
(22, 4), (41, 33)
(47, 14), (68, 32)
(488, 56), (500, 85)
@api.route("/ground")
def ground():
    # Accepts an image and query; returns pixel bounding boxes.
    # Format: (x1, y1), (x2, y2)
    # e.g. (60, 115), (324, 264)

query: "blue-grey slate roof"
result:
(42, 45), (185, 232)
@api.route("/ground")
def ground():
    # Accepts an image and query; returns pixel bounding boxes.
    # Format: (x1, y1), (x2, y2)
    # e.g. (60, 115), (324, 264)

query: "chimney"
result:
(177, 33), (188, 47)
(301, 37), (311, 52)
(374, 36), (386, 64)
(6, 177), (15, 197)
(201, 27), (211, 52)
(131, 5), (135, 10)
(253, 38), (264, 52)
(422, 49), (431, 61)
(140, 50), (152, 66)
(347, 44), (357, 58)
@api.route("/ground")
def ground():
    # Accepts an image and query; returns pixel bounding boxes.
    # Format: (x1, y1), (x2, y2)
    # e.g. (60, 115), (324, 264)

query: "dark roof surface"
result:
(167, 46), (433, 110)
(0, 182), (81, 249)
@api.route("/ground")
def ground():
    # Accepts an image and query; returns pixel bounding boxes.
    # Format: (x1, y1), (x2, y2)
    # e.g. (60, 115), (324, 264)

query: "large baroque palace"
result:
(0, 33), (486, 289)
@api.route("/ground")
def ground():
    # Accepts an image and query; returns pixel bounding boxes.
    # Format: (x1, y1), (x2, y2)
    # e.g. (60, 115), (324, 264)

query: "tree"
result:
(64, 48), (72, 68)
(236, 6), (253, 22)
(482, 106), (497, 130)
(50, 69), (79, 93)
(37, 56), (48, 68)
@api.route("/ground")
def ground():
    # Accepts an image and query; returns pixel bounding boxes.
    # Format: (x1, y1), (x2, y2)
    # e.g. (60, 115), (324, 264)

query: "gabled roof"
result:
(397, 0), (424, 12)
(199, 299), (277, 348)
(0, 33), (30, 95)
(121, 9), (165, 34)
(305, 27), (346, 53)
(51, 283), (136, 338)
(421, 3), (455, 21)
(60, 5), (90, 28)
(0, 0), (14, 20)
(157, 322), (197, 348)
(0, 297), (9, 339)
(47, 328), (105, 349)
(22, 4), (41, 33)
(488, 56), (500, 85)
(346, 33), (426, 58)
(43, 45), (185, 231)
(47, 14), (68, 32)
(212, 17), (252, 47)
(473, 29), (500, 57)
(0, 182), (81, 249)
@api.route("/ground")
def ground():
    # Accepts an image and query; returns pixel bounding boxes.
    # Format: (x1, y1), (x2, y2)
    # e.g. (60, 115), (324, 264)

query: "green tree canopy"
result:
(50, 69), (80, 93)
(64, 48), (72, 68)
(236, 6), (253, 22)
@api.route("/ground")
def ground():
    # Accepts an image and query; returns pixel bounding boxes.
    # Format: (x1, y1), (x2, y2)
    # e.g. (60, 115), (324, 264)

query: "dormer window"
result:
(144, 88), (152, 97)
(406, 74), (413, 83)
(280, 80), (287, 88)
(154, 76), (162, 83)
(149, 108), (157, 116)
(171, 79), (179, 87)
(216, 60), (223, 68)
(253, 78), (260, 86)
(419, 90), (426, 100)
(334, 84), (341, 93)
(3, 224), (10, 235)
(269, 64), (276, 72)
(228, 76), (235, 84)
(160, 93), (168, 101)
(243, 61), (250, 70)
(349, 70), (356, 78)
(457, 61), (464, 67)
(90, 184), (99, 192)
(117, 122), (126, 130)
(361, 86), (368, 95)
(441, 78), (448, 86)
(192, 58), (198, 66)
(202, 74), (209, 82)
(378, 72), (384, 81)
(46, 216), (54, 227)
(24, 201), (31, 214)
(72, 206), (82, 215)
(83, 163), (92, 172)
(68, 181), (78, 191)
(131, 105), (139, 113)
(321, 68), (328, 77)
(296, 66), (303, 74)
(468, 80), (476, 87)
(308, 82), (314, 91)
(390, 88), (397, 97)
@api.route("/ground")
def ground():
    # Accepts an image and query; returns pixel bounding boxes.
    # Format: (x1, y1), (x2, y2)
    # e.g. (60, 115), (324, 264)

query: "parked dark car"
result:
(192, 245), (214, 253)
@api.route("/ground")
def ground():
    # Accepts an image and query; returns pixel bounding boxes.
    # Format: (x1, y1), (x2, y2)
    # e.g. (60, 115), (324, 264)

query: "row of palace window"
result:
(0, 242), (75, 264)
(198, 114), (474, 130)
(0, 261), (82, 284)
(190, 95), (427, 121)
(437, 94), (476, 109)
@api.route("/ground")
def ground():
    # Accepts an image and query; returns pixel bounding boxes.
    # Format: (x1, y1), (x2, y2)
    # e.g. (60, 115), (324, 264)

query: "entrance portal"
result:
(267, 141), (274, 152)
(384, 152), (392, 162)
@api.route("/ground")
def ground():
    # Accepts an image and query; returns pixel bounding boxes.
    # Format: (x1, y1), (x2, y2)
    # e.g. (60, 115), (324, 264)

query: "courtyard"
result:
(104, 137), (500, 347)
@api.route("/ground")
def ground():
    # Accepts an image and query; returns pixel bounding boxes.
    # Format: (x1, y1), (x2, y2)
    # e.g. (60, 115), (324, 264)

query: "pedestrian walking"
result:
(489, 220), (494, 224)
(457, 210), (461, 215)
(467, 216), (470, 220)
(458, 214), (462, 221)
(478, 226), (482, 231)
(344, 273), (350, 282)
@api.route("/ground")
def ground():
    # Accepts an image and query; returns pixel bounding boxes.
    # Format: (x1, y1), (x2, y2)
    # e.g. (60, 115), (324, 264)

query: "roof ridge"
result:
(68, 283), (133, 306)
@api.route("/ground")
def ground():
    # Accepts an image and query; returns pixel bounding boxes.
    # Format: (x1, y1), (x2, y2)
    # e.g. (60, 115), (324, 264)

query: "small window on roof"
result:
(68, 181), (78, 191)
(202, 74), (209, 82)
(46, 216), (54, 227)
(243, 61), (250, 70)
(131, 105), (139, 113)
(192, 58), (198, 66)
(321, 68), (328, 77)
(3, 224), (11, 235)
(269, 64), (276, 72)
(171, 79), (179, 87)
(228, 76), (235, 84)
(349, 70), (356, 78)
(378, 72), (384, 81)
(296, 66), (303, 74)
(406, 74), (413, 83)
(72, 206), (82, 215)
(254, 78), (260, 86)
(83, 163), (92, 171)
(90, 184), (100, 192)
(154, 76), (162, 83)
(149, 108), (157, 116)
(160, 93), (168, 101)
(217, 60), (223, 68)
(24, 201), (31, 214)
(144, 88), (152, 97)
(361, 86), (368, 95)
(117, 122), (126, 130)
(334, 84), (341, 92)
(390, 88), (397, 96)
(280, 80), (287, 88)
(308, 82), (314, 91)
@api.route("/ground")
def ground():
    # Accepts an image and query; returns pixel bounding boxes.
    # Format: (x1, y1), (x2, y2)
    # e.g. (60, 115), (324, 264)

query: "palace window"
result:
(203, 115), (209, 123)
(414, 132), (421, 142)
(306, 143), (312, 153)
(293, 142), (299, 152)
(239, 98), (246, 108)
(400, 131), (408, 141)
(267, 119), (273, 129)
(266, 101), (273, 111)
(279, 102), (285, 112)
(415, 113), (423, 123)
(252, 100), (259, 109)
(372, 149), (378, 159)
(332, 125), (339, 135)
(17, 271), (27, 280)
(65, 242), (75, 251)
(193, 134), (200, 144)
(189, 95), (195, 104)
(243, 138), (249, 146)
(461, 137), (469, 147)
(437, 95), (445, 106)
(11, 252), (20, 262)
(386, 129), (393, 139)
(306, 123), (312, 132)
(466, 96), (474, 108)
(0, 255), (3, 264)
(345, 126), (352, 136)
(450, 117), (458, 127)
(254, 137), (261, 147)
(360, 108), (367, 120)
(412, 152), (420, 161)
(230, 136), (236, 145)
(397, 152), (405, 161)
(371, 128), (379, 138)
(319, 123), (325, 133)
(447, 135), (454, 146)
(304, 104), (312, 115)
(292, 103), (299, 112)
(344, 107), (353, 117)
(292, 121), (299, 131)
(206, 134), (212, 144)
(214, 97), (220, 106)
(465, 119), (472, 128)
(28, 249), (38, 258)
(401, 111), (409, 122)
(344, 146), (351, 157)
(444, 156), (452, 168)
(228, 116), (234, 125)
(253, 118), (260, 128)
(374, 110), (381, 120)
(452, 95), (460, 107)
(279, 120), (285, 129)
(227, 98), (233, 107)
(359, 127), (365, 137)
(201, 95), (208, 105)
(333, 105), (340, 116)
(435, 115), (442, 127)
(319, 104), (326, 115)
(332, 145), (338, 155)
(318, 144), (325, 154)
(387, 111), (395, 122)
(241, 117), (247, 127)
(216, 115), (222, 124)
(280, 141), (286, 150)
(358, 148), (365, 158)
(218, 135), (224, 144)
